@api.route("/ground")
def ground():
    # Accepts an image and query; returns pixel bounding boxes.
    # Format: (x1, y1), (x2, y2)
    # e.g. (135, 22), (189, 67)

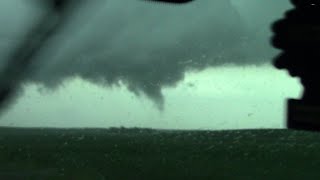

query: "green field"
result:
(0, 127), (319, 179)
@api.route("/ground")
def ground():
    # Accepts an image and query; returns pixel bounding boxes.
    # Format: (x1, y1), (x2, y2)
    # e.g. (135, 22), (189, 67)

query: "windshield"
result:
(0, 0), (301, 130)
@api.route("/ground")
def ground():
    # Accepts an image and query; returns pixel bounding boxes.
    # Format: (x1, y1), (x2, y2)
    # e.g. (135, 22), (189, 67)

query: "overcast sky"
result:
(0, 0), (300, 130)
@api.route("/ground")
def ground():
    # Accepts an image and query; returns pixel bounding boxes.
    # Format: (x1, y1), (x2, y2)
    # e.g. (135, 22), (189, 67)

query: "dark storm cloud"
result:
(1, 0), (291, 109)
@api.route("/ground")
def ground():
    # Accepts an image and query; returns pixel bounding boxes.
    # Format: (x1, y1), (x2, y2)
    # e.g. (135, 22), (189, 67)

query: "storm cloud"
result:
(0, 0), (291, 110)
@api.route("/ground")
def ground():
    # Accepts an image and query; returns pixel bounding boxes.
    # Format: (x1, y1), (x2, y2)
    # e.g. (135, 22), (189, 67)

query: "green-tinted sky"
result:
(0, 65), (301, 130)
(0, 0), (299, 130)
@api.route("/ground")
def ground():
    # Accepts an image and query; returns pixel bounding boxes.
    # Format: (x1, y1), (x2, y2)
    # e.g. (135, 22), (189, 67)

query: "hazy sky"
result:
(0, 65), (301, 130)
(0, 0), (299, 130)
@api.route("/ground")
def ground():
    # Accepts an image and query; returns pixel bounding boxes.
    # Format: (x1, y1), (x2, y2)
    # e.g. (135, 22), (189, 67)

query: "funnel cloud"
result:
(0, 0), (292, 109)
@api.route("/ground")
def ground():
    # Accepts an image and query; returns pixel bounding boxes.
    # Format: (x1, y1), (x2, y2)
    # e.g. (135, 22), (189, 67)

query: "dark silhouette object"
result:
(157, 0), (320, 132)
(272, 0), (320, 131)
(152, 0), (320, 132)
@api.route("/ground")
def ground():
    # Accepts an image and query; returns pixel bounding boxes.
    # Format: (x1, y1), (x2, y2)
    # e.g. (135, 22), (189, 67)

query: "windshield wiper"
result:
(0, 0), (195, 114)
(0, 0), (81, 113)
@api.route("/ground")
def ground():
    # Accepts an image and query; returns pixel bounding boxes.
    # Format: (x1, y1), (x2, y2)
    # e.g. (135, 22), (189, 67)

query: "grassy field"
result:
(0, 127), (319, 179)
